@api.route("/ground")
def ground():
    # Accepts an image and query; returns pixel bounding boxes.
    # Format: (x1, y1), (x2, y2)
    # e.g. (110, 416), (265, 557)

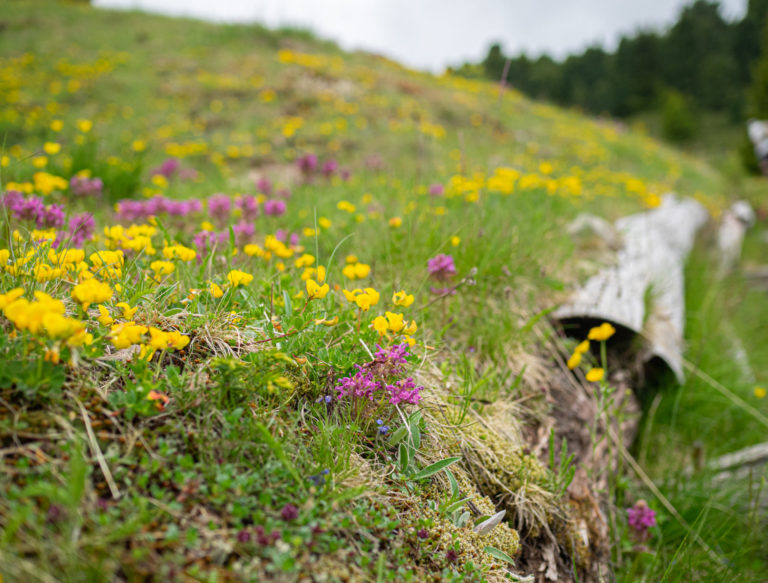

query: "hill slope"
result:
(1, 2), (767, 582)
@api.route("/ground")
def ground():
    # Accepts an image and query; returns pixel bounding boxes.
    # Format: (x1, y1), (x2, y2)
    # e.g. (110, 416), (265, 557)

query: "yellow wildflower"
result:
(97, 305), (114, 326)
(43, 142), (61, 155)
(392, 290), (414, 307)
(109, 322), (148, 349)
(209, 282), (224, 298)
(116, 302), (138, 320)
(72, 279), (113, 311)
(755, 386), (767, 399)
(575, 340), (590, 354)
(385, 311), (405, 333)
(372, 316), (389, 336)
(306, 279), (330, 300)
(585, 368), (605, 382)
(227, 269), (253, 287)
(0, 288), (24, 309)
(150, 260), (175, 276)
(567, 352), (582, 370)
(588, 322), (616, 341)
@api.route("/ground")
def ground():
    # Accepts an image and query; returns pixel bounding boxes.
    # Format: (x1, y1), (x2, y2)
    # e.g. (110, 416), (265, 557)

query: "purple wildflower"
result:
(2, 189), (24, 209)
(334, 344), (424, 408)
(236, 529), (251, 543)
(428, 183), (445, 197)
(264, 199), (286, 217)
(9, 195), (44, 222)
(280, 504), (299, 521)
(68, 213), (95, 246)
(254, 526), (281, 546)
(377, 343), (409, 363)
(321, 159), (338, 178)
(151, 157), (180, 178)
(40, 204), (65, 228)
(237, 194), (260, 221)
(340, 168), (351, 181)
(289, 233), (300, 246)
(232, 221), (255, 245)
(256, 176), (272, 195)
(627, 500), (656, 542)
(70, 175), (103, 198)
(208, 194), (231, 224)
(387, 378), (422, 406)
(297, 153), (318, 174)
(427, 254), (457, 281)
(335, 370), (378, 401)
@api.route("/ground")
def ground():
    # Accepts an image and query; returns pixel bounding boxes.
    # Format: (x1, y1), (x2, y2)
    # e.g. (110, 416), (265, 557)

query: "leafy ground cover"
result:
(1, 2), (767, 581)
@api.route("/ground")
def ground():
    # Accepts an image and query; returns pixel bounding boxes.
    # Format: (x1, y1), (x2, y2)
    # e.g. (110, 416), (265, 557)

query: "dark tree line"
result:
(452, 0), (768, 122)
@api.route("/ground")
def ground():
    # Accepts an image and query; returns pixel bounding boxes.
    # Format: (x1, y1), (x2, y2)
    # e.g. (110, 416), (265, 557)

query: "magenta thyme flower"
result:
(322, 159), (338, 177)
(70, 175), (103, 198)
(256, 176), (272, 195)
(150, 157), (180, 178)
(333, 343), (424, 407)
(297, 153), (318, 174)
(627, 500), (656, 542)
(207, 194), (231, 224)
(264, 199), (286, 217)
(67, 213), (95, 246)
(428, 183), (445, 197)
(236, 194), (260, 221)
(427, 253), (456, 281)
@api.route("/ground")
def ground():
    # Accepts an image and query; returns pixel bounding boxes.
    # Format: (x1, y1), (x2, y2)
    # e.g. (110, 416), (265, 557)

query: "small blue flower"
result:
(378, 425), (390, 435)
(324, 395), (332, 403)
(376, 419), (384, 425)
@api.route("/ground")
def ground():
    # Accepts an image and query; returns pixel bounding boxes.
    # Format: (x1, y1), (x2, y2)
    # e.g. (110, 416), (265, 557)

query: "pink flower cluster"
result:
(334, 344), (423, 406)
(296, 153), (350, 182)
(69, 175), (103, 198)
(627, 500), (656, 542)
(3, 191), (65, 228)
(116, 196), (202, 221)
(427, 253), (457, 296)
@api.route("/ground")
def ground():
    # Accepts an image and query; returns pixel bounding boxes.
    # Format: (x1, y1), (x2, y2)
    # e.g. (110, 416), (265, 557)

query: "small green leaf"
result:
(445, 497), (472, 514)
(411, 456), (461, 480)
(398, 443), (409, 473)
(388, 425), (408, 445)
(446, 468), (460, 499)
(282, 290), (293, 316)
(484, 545), (516, 565)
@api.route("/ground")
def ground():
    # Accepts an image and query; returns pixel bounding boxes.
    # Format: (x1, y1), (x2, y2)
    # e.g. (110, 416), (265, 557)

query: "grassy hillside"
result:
(1, 2), (767, 582)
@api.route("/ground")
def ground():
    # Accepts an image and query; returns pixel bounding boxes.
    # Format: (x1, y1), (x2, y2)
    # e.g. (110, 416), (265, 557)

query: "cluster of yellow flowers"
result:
(342, 261), (371, 280)
(343, 288), (380, 311)
(109, 321), (189, 361)
(566, 322), (616, 383)
(0, 288), (92, 362)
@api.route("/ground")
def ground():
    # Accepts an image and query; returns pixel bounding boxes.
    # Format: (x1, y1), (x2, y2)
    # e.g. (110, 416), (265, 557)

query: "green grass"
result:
(0, 1), (767, 581)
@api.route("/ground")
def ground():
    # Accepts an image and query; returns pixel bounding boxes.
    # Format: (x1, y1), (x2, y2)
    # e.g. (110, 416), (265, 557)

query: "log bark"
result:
(554, 195), (709, 382)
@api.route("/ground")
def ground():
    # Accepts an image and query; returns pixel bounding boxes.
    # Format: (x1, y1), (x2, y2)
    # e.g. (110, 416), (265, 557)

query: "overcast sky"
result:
(95, 0), (747, 72)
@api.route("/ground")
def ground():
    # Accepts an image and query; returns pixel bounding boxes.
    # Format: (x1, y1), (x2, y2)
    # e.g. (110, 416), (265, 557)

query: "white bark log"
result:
(555, 194), (709, 382)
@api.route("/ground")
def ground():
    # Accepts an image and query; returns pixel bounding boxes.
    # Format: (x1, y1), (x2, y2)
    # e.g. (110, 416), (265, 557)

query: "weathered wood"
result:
(554, 195), (709, 382)
(717, 200), (755, 275)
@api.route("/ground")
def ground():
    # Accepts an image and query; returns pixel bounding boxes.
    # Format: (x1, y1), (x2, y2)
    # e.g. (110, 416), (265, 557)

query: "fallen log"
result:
(554, 194), (709, 382)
